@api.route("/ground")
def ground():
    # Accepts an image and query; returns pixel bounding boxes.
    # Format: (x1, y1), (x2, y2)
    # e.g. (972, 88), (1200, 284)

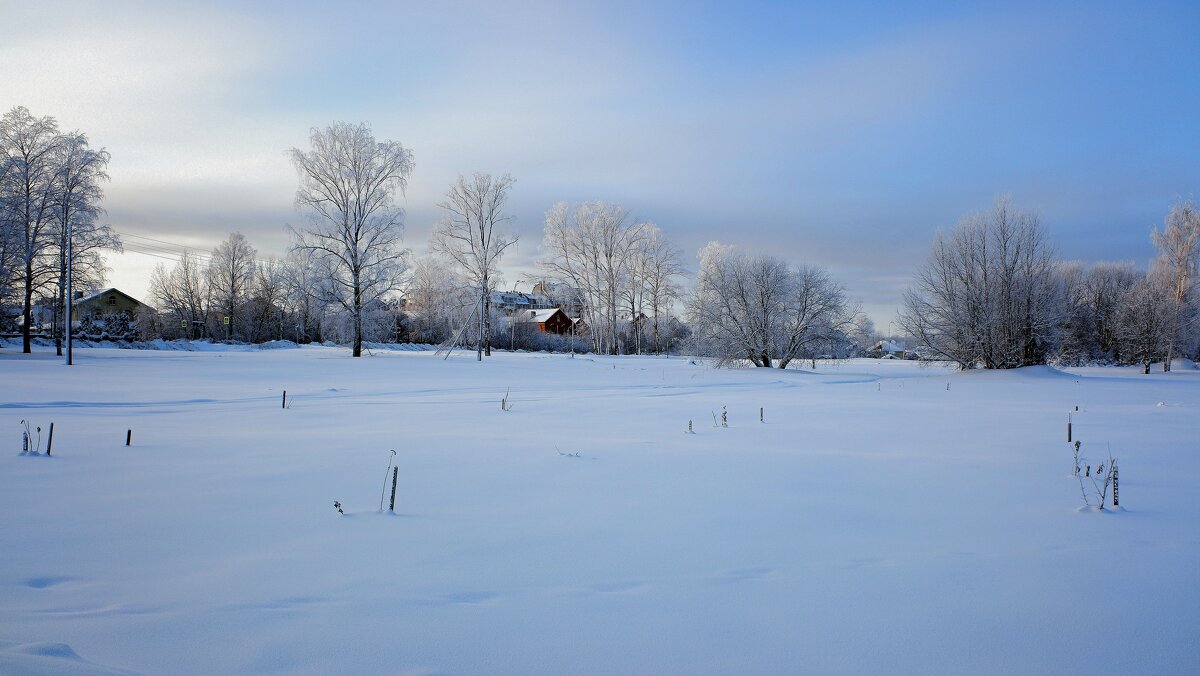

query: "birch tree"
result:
(430, 173), (517, 359)
(207, 232), (257, 341)
(540, 201), (646, 354)
(280, 247), (329, 344)
(0, 152), (18, 326)
(289, 121), (414, 357)
(638, 225), (684, 353)
(50, 131), (119, 356)
(1151, 199), (1200, 370)
(0, 107), (61, 353)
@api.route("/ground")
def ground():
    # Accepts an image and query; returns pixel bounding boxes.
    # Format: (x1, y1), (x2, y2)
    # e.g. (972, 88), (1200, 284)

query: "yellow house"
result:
(71, 288), (150, 322)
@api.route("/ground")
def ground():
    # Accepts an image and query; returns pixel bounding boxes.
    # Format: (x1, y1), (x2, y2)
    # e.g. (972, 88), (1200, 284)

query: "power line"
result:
(114, 229), (277, 267)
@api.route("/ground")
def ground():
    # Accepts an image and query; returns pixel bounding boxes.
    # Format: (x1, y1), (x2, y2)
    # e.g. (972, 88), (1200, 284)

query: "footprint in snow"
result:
(24, 576), (75, 589)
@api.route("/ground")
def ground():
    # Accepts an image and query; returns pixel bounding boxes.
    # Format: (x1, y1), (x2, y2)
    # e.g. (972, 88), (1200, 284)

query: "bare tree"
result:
(50, 131), (119, 358)
(1084, 261), (1140, 362)
(0, 147), (19, 328)
(247, 255), (285, 342)
(899, 196), (1059, 369)
(207, 232), (257, 341)
(148, 251), (209, 339)
(430, 173), (518, 360)
(1116, 275), (1172, 374)
(1151, 199), (1200, 370)
(405, 254), (472, 345)
(289, 121), (414, 357)
(690, 242), (854, 368)
(640, 226), (684, 354)
(279, 247), (330, 344)
(0, 107), (61, 353)
(540, 201), (646, 354)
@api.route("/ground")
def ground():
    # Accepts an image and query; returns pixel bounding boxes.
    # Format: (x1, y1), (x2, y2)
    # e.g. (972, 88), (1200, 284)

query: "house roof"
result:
(872, 339), (904, 353)
(522, 309), (565, 323)
(76, 287), (149, 308)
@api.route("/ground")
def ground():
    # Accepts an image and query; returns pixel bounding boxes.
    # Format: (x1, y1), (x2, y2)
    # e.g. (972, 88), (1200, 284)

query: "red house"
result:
(520, 308), (573, 335)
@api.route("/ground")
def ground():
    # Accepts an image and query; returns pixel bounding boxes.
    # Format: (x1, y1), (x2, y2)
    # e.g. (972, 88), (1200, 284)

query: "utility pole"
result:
(510, 279), (523, 352)
(65, 218), (73, 366)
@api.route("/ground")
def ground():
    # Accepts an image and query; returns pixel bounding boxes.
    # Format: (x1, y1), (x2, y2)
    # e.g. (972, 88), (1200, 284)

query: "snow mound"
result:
(258, 340), (300, 350)
(958, 364), (1073, 379)
(361, 342), (437, 352)
(0, 640), (136, 675)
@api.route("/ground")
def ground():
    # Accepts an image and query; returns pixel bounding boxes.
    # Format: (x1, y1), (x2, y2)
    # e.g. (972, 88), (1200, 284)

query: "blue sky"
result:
(3, 0), (1197, 326)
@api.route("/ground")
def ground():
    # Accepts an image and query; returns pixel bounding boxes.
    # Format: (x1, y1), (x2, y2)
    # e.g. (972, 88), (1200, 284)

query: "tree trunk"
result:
(22, 258), (33, 354)
(352, 280), (363, 357)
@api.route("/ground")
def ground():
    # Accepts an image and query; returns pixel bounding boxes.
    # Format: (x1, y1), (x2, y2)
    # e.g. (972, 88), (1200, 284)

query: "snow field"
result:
(1, 347), (1198, 674)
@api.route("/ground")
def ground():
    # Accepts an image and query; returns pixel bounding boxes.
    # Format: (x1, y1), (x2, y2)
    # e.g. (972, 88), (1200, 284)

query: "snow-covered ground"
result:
(1, 346), (1197, 674)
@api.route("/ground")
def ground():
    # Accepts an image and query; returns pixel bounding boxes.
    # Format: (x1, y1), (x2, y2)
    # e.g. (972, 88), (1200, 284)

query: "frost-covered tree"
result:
(626, 223), (683, 354)
(207, 232), (257, 341)
(1151, 199), (1200, 369)
(1055, 261), (1140, 364)
(540, 201), (647, 354)
(149, 251), (209, 339)
(289, 121), (414, 357)
(899, 197), (1059, 369)
(404, 254), (472, 345)
(849, 314), (879, 354)
(430, 173), (517, 360)
(1116, 274), (1172, 374)
(0, 107), (62, 353)
(690, 242), (855, 368)
(279, 247), (330, 344)
(0, 155), (18, 328)
(246, 256), (285, 342)
(50, 131), (119, 357)
(1084, 262), (1140, 362)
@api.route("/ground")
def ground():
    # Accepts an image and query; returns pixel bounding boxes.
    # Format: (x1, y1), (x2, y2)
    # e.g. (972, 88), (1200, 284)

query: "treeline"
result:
(900, 196), (1200, 371)
(0, 107), (119, 353)
(7, 109), (1196, 370)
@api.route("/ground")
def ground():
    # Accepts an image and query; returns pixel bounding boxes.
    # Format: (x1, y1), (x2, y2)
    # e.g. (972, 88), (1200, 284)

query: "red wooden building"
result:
(520, 308), (573, 335)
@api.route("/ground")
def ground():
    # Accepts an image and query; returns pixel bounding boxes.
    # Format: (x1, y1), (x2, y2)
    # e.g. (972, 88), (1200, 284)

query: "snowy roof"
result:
(76, 287), (148, 307)
(873, 340), (904, 353)
(522, 309), (563, 323)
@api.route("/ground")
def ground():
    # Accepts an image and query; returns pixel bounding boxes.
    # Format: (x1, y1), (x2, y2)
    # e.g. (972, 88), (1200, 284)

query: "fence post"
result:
(46, 423), (54, 455)
(1112, 463), (1119, 507)
(389, 466), (398, 512)
(126, 429), (132, 446)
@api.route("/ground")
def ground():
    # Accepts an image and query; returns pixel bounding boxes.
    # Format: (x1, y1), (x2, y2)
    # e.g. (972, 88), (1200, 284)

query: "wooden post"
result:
(1067, 413), (1072, 443)
(760, 407), (764, 423)
(282, 390), (287, 409)
(389, 466), (398, 512)
(1112, 463), (1119, 507)
(126, 429), (132, 446)
(46, 423), (54, 455)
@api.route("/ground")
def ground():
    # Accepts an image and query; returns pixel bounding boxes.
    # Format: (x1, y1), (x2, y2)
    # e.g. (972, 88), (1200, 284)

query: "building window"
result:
(107, 296), (116, 306)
